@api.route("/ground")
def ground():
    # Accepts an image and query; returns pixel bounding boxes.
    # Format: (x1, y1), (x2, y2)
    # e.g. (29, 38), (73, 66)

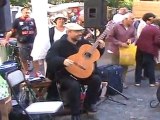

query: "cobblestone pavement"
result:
(55, 51), (160, 120)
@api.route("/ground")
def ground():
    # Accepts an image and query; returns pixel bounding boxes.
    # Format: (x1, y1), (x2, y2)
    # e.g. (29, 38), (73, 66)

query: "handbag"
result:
(119, 44), (137, 66)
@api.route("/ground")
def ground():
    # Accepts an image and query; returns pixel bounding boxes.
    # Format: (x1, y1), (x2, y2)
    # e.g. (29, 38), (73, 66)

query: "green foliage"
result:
(10, 0), (133, 9)
(10, 0), (30, 6)
(107, 0), (119, 8)
(107, 0), (133, 10)
(119, 0), (133, 10)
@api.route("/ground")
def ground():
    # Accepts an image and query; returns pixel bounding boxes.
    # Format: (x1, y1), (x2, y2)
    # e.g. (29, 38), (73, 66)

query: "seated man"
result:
(46, 23), (105, 120)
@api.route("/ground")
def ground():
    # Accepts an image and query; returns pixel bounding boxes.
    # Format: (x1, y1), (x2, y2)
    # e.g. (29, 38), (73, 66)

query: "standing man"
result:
(108, 12), (136, 88)
(135, 19), (160, 87)
(136, 13), (156, 80)
(46, 23), (105, 120)
(1, 7), (41, 78)
(97, 7), (128, 42)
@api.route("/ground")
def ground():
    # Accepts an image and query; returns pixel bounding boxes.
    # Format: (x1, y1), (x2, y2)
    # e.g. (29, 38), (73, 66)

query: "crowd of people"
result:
(98, 8), (160, 88)
(1, 5), (160, 120)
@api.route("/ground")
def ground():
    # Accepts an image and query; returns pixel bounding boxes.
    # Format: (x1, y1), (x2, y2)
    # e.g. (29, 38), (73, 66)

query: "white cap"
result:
(65, 23), (84, 30)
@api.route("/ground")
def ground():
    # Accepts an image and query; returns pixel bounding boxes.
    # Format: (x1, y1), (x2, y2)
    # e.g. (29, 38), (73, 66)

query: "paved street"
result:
(55, 49), (160, 120)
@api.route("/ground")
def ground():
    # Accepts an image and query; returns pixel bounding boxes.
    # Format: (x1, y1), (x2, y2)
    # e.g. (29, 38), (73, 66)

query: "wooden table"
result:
(28, 78), (52, 101)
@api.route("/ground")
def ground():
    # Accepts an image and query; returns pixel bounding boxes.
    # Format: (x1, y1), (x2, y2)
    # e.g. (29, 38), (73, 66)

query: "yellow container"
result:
(119, 44), (137, 66)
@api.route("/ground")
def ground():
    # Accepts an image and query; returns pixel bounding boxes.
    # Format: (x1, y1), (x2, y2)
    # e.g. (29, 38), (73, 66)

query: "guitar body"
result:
(65, 44), (100, 79)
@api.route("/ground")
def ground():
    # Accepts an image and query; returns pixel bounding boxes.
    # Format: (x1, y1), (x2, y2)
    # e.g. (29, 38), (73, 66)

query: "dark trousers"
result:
(59, 74), (101, 115)
(135, 49), (156, 84)
(46, 80), (60, 101)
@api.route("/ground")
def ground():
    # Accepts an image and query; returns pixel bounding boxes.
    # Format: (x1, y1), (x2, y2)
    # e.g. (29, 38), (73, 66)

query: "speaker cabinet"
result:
(0, 0), (6, 7)
(84, 0), (107, 28)
(0, 0), (12, 33)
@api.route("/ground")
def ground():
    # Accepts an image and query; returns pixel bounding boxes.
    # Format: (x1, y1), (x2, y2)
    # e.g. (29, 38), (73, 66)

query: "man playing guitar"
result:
(46, 23), (105, 120)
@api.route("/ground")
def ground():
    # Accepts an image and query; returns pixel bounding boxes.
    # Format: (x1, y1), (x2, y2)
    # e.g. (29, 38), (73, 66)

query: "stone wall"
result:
(132, 1), (160, 18)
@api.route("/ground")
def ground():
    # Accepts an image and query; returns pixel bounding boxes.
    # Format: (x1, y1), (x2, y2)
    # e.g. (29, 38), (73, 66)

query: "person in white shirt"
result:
(113, 7), (128, 23)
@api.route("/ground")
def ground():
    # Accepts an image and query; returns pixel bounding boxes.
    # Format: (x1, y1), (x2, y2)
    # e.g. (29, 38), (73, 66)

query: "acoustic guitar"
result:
(65, 41), (100, 79)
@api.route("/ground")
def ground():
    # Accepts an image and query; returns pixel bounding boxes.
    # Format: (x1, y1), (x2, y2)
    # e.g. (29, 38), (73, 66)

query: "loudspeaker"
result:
(0, 0), (6, 7)
(84, 0), (107, 28)
(0, 0), (12, 33)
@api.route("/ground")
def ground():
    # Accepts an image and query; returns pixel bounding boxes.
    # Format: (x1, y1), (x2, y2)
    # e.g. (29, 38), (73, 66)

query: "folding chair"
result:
(5, 69), (63, 120)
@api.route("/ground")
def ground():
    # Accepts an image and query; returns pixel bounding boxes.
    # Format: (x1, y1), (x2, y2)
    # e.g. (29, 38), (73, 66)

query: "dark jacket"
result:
(46, 34), (105, 80)
(49, 26), (55, 46)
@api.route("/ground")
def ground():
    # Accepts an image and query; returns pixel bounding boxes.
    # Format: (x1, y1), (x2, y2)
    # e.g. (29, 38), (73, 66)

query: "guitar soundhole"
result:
(84, 52), (91, 58)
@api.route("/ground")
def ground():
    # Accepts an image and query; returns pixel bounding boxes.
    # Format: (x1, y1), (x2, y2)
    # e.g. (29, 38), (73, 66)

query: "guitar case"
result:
(97, 65), (124, 95)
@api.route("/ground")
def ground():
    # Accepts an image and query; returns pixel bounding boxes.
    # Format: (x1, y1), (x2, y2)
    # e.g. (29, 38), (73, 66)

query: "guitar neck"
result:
(88, 40), (100, 54)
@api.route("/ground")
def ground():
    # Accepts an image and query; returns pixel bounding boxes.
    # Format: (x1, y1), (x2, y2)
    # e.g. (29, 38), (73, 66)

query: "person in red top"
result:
(1, 7), (42, 78)
(135, 19), (160, 87)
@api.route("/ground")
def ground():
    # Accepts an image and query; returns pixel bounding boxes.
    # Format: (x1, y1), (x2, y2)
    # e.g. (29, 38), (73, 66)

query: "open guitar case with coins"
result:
(97, 64), (129, 106)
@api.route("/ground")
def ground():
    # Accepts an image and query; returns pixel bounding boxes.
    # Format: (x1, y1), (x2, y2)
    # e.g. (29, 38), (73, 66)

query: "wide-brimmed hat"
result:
(65, 23), (84, 31)
(53, 13), (67, 23)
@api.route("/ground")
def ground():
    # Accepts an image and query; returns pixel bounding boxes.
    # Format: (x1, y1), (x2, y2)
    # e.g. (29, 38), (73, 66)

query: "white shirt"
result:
(54, 27), (67, 42)
(113, 13), (124, 23)
(137, 20), (146, 38)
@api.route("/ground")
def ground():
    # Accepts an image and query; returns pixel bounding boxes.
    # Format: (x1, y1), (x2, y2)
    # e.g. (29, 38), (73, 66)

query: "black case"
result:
(98, 65), (124, 95)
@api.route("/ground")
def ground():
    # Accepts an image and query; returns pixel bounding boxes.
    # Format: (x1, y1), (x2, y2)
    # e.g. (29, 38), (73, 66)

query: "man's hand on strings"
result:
(97, 40), (105, 48)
